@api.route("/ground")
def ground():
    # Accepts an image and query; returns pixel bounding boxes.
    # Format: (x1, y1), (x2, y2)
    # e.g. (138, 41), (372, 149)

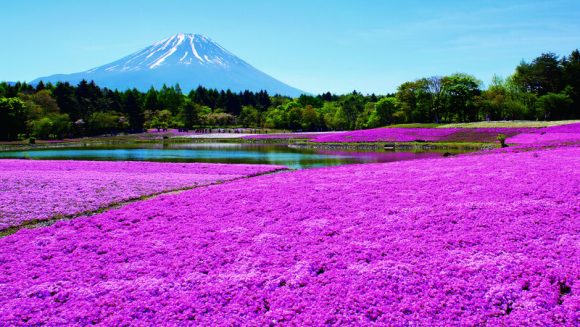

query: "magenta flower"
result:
(311, 127), (536, 143)
(0, 160), (285, 230)
(0, 146), (578, 325)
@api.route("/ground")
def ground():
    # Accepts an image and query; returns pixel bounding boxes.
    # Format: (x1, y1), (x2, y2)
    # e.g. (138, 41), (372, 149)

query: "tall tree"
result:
(562, 49), (580, 117)
(441, 74), (481, 122)
(182, 100), (201, 129)
(514, 53), (563, 95)
(144, 87), (161, 112)
(53, 82), (81, 120)
(426, 76), (444, 123)
(396, 79), (430, 123)
(373, 97), (398, 126)
(124, 89), (143, 132)
(0, 97), (27, 140)
(339, 93), (365, 129)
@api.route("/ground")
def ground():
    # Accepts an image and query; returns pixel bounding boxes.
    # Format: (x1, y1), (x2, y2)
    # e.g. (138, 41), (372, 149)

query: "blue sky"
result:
(1, 0), (579, 94)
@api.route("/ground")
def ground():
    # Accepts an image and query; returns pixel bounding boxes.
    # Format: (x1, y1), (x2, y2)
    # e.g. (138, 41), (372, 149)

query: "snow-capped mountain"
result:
(32, 33), (305, 97)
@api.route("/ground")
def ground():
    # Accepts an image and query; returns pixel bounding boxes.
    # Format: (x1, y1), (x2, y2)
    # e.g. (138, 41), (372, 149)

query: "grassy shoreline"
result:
(3, 119), (578, 152)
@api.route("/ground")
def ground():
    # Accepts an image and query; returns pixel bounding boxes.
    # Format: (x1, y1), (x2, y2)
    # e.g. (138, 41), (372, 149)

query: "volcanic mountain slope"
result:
(32, 33), (305, 97)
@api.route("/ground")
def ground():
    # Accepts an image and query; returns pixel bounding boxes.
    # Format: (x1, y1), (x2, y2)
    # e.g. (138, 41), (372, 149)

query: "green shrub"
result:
(496, 133), (507, 147)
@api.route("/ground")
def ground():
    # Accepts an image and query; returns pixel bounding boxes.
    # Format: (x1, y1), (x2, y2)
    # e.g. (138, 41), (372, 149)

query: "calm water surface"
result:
(0, 143), (468, 169)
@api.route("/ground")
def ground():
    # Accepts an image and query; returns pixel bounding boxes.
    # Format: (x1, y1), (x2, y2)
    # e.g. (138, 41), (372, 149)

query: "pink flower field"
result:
(0, 160), (286, 231)
(506, 123), (580, 144)
(310, 122), (580, 145)
(310, 127), (536, 143)
(0, 146), (578, 325)
(243, 132), (336, 140)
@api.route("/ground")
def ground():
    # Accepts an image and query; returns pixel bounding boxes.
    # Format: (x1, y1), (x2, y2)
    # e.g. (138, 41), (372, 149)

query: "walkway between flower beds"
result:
(0, 160), (287, 234)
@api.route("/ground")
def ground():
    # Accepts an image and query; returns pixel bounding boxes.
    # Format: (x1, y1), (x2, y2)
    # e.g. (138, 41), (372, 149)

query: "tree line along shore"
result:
(1, 49), (579, 141)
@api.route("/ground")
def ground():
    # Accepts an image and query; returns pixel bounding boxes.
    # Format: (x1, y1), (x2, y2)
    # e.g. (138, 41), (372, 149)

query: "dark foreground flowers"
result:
(0, 160), (285, 230)
(0, 147), (578, 325)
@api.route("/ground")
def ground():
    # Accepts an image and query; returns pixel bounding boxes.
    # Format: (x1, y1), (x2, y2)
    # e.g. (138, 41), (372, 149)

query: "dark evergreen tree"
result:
(53, 82), (81, 120)
(35, 81), (46, 92)
(124, 89), (143, 132)
(240, 90), (256, 107)
(515, 53), (563, 95)
(224, 90), (242, 115)
(182, 100), (201, 129)
(0, 97), (27, 140)
(157, 84), (183, 115)
(256, 90), (272, 112)
(563, 49), (580, 117)
(144, 87), (161, 111)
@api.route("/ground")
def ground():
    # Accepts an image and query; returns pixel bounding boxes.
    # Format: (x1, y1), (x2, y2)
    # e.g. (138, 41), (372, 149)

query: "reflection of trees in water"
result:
(0, 143), (464, 169)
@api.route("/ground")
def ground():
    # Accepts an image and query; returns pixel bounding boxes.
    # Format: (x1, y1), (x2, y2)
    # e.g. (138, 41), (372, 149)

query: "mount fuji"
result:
(32, 33), (305, 97)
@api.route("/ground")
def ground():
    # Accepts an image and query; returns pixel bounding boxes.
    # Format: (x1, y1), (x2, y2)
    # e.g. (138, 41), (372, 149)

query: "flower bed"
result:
(310, 127), (534, 143)
(311, 127), (457, 142)
(0, 146), (578, 325)
(243, 132), (336, 140)
(0, 160), (285, 230)
(439, 120), (580, 128)
(506, 123), (580, 144)
(506, 132), (580, 144)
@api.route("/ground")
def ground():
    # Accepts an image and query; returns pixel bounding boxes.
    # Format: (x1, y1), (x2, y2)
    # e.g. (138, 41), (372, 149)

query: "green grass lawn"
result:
(385, 123), (443, 128)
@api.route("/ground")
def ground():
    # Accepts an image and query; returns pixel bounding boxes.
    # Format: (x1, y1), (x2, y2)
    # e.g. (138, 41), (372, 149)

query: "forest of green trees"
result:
(1, 50), (579, 141)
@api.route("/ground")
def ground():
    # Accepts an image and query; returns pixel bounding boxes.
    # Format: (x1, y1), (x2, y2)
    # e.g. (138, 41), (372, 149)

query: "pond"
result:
(0, 143), (471, 169)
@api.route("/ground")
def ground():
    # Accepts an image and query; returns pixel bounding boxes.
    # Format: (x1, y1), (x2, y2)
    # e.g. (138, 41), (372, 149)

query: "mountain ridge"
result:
(31, 33), (305, 97)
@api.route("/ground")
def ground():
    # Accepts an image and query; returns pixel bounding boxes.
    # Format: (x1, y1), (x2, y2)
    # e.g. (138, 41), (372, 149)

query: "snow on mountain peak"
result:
(32, 33), (306, 97)
(98, 33), (239, 72)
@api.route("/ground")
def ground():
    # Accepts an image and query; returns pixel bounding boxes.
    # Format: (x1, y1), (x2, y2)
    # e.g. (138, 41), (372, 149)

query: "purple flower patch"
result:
(0, 160), (285, 230)
(0, 146), (578, 325)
